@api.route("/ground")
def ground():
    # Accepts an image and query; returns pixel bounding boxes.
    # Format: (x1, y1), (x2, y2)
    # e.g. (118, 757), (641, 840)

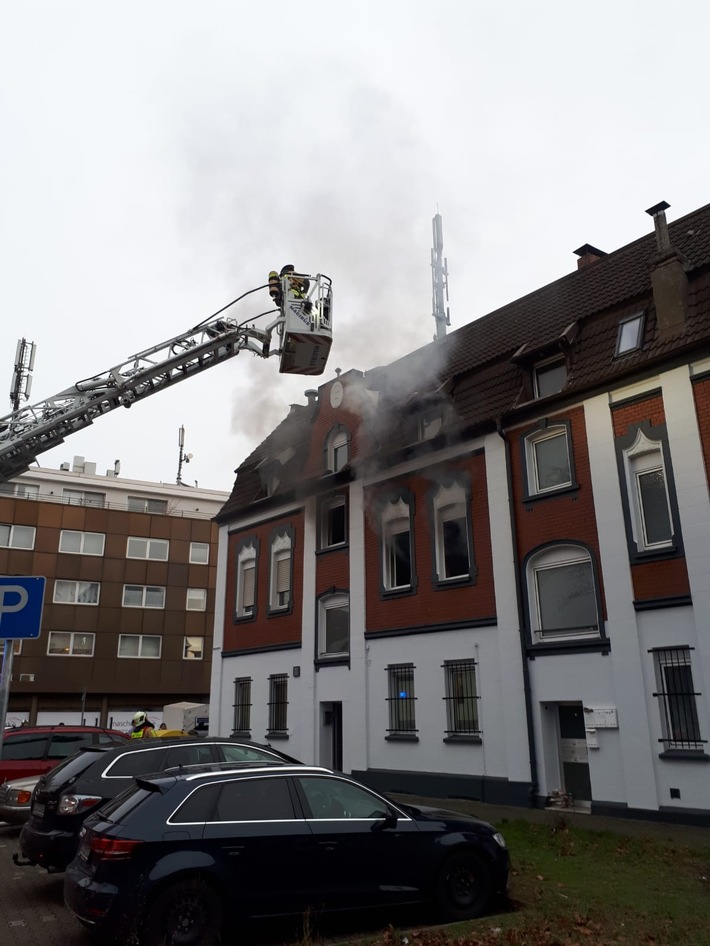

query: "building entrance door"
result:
(320, 702), (343, 771)
(558, 703), (591, 805)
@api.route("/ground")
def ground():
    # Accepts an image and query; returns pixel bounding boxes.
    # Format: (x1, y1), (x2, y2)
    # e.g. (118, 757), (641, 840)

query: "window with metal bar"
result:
(233, 677), (252, 734)
(651, 646), (706, 750)
(386, 664), (417, 733)
(268, 673), (288, 733)
(443, 660), (480, 734)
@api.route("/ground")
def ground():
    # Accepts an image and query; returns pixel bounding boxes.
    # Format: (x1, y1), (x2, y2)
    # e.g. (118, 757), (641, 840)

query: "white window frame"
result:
(126, 536), (169, 561)
(382, 498), (412, 591)
(621, 429), (673, 553)
(616, 312), (644, 355)
(419, 412), (443, 442)
(525, 426), (572, 495)
(0, 523), (36, 550)
(652, 647), (704, 751)
(236, 543), (256, 618)
(183, 635), (205, 660)
(59, 530), (106, 556)
(533, 356), (567, 399)
(433, 483), (470, 582)
(127, 496), (168, 514)
(186, 588), (207, 612)
(117, 634), (162, 659)
(320, 494), (347, 549)
(270, 534), (292, 612)
(53, 579), (100, 606)
(122, 584), (166, 609)
(189, 542), (210, 565)
(0, 482), (39, 500)
(318, 593), (350, 658)
(326, 428), (349, 473)
(47, 631), (95, 657)
(527, 545), (600, 642)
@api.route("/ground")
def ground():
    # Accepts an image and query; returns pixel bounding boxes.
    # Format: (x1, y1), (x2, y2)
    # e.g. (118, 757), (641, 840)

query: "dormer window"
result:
(419, 413), (443, 442)
(324, 425), (350, 473)
(616, 312), (645, 356)
(534, 357), (567, 399)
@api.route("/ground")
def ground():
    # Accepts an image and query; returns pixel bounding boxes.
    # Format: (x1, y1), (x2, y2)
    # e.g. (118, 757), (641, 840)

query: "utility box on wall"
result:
(584, 707), (618, 728)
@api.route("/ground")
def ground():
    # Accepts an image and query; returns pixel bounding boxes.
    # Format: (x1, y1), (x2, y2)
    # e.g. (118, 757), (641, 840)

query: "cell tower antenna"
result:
(431, 213), (450, 340)
(10, 338), (36, 412)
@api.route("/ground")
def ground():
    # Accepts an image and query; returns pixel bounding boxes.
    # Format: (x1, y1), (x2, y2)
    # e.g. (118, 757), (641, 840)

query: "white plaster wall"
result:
(208, 523), (229, 736)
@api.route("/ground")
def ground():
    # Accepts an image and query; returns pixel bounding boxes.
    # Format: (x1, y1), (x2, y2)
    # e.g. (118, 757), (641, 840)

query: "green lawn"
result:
(331, 816), (710, 946)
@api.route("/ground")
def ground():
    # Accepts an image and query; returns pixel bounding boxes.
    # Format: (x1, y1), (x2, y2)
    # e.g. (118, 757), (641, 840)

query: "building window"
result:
(186, 588), (207, 611)
(59, 530), (105, 556)
(63, 488), (105, 507)
(431, 481), (472, 583)
(47, 631), (95, 657)
(386, 663), (417, 734)
(419, 412), (443, 442)
(0, 482), (39, 500)
(0, 523), (36, 549)
(235, 541), (257, 618)
(126, 536), (169, 560)
(269, 530), (293, 612)
(233, 677), (252, 733)
(189, 542), (210, 564)
(443, 660), (480, 735)
(183, 635), (204, 660)
(127, 496), (168, 514)
(616, 312), (645, 356)
(526, 545), (600, 642)
(325, 425), (350, 473)
(534, 358), (567, 399)
(268, 673), (288, 733)
(318, 593), (349, 658)
(619, 427), (674, 554)
(122, 585), (166, 609)
(524, 425), (572, 495)
(381, 496), (414, 592)
(651, 647), (706, 751)
(118, 634), (162, 659)
(320, 494), (347, 549)
(53, 580), (100, 606)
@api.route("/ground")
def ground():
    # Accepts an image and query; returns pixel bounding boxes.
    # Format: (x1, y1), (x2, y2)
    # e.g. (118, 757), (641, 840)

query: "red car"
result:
(0, 726), (128, 784)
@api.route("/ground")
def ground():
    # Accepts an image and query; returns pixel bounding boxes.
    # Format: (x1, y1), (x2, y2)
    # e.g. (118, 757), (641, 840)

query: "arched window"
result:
(235, 541), (257, 619)
(381, 496), (413, 591)
(269, 529), (293, 613)
(431, 481), (472, 582)
(526, 544), (600, 642)
(325, 426), (350, 473)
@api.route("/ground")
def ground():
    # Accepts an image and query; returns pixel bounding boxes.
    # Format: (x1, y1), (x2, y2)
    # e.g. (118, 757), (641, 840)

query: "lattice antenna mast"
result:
(431, 213), (450, 340)
(10, 338), (36, 412)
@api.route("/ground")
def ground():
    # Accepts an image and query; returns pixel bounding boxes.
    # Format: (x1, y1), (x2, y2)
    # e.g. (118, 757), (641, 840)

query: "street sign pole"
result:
(0, 641), (16, 757)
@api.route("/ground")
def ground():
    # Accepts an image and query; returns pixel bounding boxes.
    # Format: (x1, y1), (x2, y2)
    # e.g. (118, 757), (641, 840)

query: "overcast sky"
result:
(1, 1), (708, 493)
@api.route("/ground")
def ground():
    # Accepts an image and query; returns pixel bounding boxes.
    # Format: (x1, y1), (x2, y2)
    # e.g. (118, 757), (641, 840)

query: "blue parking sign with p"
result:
(0, 576), (46, 639)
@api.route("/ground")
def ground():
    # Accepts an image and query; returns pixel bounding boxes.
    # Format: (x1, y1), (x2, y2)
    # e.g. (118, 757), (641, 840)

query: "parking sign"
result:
(0, 576), (46, 639)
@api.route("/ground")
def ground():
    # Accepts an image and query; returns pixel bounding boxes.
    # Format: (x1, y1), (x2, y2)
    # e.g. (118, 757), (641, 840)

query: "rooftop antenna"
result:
(431, 212), (450, 340)
(176, 425), (193, 486)
(10, 338), (36, 412)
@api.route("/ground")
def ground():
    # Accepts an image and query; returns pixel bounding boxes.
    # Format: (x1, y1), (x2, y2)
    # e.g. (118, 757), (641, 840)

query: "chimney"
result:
(573, 244), (607, 270)
(645, 201), (688, 340)
(304, 389), (318, 406)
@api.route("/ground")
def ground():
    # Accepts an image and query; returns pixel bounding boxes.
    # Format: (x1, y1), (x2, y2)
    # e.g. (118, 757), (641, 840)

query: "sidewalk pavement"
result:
(390, 794), (710, 850)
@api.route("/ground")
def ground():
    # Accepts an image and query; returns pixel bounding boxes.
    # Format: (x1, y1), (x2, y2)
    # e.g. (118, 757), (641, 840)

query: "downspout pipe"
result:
(496, 416), (539, 805)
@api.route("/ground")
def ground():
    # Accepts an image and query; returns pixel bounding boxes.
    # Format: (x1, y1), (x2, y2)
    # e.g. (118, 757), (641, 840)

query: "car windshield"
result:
(43, 749), (103, 786)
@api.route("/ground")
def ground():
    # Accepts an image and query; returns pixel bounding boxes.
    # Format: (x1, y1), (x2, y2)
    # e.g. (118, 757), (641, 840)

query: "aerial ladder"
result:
(0, 271), (333, 483)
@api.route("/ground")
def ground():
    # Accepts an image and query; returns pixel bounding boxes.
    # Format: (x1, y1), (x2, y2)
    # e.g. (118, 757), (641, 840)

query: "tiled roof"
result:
(219, 202), (710, 520)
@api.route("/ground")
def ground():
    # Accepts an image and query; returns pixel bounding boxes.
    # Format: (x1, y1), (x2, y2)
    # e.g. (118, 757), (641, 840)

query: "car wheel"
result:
(143, 877), (223, 946)
(435, 850), (493, 921)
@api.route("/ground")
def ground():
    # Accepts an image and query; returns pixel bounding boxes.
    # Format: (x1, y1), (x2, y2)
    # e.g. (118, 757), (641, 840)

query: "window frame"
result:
(47, 631), (96, 657)
(117, 634), (162, 659)
(189, 542), (210, 565)
(267, 673), (289, 735)
(122, 584), (166, 609)
(268, 526), (294, 615)
(127, 496), (168, 515)
(62, 488), (105, 507)
(324, 424), (350, 474)
(235, 538), (258, 621)
(429, 477), (475, 587)
(0, 523), (36, 550)
(379, 491), (416, 596)
(524, 542), (605, 650)
(186, 588), (207, 612)
(522, 420), (577, 500)
(386, 663), (417, 738)
(232, 676), (252, 735)
(615, 311), (645, 356)
(53, 579), (100, 606)
(533, 356), (567, 399)
(317, 591), (350, 661)
(443, 659), (481, 739)
(183, 635), (205, 660)
(651, 646), (707, 754)
(126, 536), (170, 561)
(319, 492), (347, 550)
(58, 530), (106, 556)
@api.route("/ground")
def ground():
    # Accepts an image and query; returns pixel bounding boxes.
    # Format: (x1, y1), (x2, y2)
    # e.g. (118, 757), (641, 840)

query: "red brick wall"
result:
(692, 376), (710, 492)
(302, 378), (374, 478)
(610, 394), (690, 603)
(364, 453), (495, 633)
(223, 510), (304, 652)
(316, 548), (349, 596)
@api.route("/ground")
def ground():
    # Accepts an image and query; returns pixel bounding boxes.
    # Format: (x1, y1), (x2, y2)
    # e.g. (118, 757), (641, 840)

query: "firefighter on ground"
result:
(131, 711), (156, 738)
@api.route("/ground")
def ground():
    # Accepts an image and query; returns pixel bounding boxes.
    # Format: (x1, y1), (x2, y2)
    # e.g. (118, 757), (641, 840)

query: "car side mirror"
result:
(371, 808), (398, 831)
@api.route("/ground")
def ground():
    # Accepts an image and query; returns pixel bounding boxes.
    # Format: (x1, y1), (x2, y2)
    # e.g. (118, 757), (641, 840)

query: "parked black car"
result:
(64, 764), (509, 945)
(17, 737), (300, 872)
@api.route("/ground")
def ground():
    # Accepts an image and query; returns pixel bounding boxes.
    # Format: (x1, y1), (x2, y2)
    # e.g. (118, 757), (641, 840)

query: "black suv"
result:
(17, 737), (299, 872)
(64, 764), (509, 945)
